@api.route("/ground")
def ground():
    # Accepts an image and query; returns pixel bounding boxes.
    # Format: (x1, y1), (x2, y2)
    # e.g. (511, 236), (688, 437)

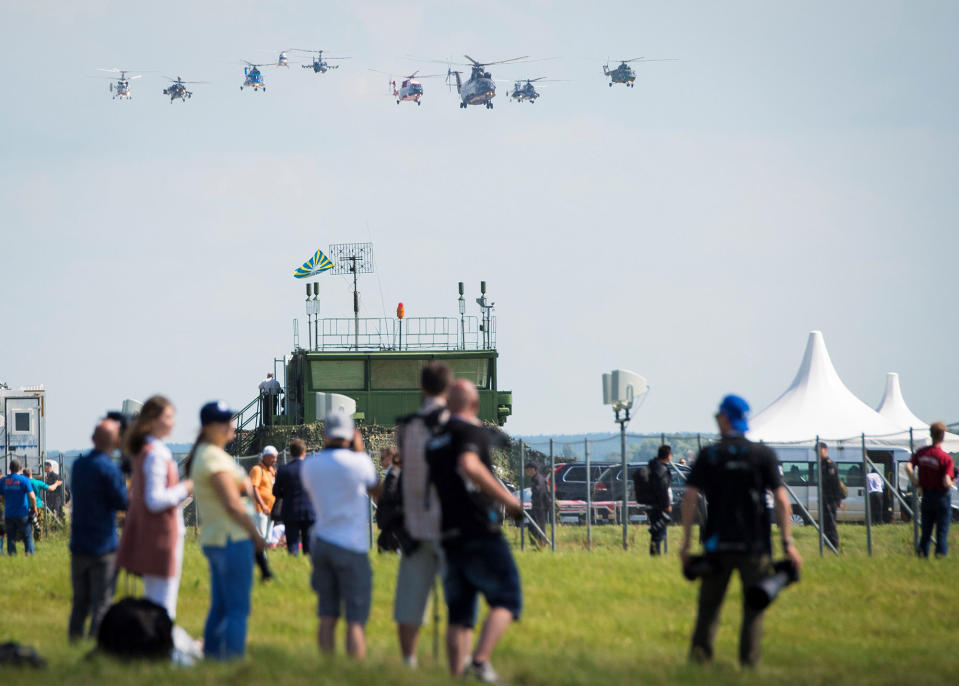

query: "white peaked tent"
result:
(747, 331), (904, 443)
(876, 372), (927, 431)
(875, 372), (959, 451)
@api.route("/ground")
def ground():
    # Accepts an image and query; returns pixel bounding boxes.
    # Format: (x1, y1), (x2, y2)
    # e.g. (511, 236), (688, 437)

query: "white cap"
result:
(45, 460), (56, 468)
(323, 410), (355, 441)
(261, 445), (278, 457)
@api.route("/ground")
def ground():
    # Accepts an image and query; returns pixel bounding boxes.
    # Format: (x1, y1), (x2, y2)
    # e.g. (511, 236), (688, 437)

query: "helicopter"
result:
(97, 68), (142, 100)
(445, 55), (528, 109)
(241, 61), (270, 91)
(276, 51), (290, 67)
(602, 57), (677, 88)
(292, 49), (349, 74)
(507, 77), (567, 103)
(162, 76), (208, 103)
(370, 70), (444, 105)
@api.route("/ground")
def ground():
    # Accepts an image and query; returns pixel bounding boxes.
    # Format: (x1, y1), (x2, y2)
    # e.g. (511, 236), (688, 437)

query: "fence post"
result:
(910, 428), (918, 555)
(620, 422), (628, 551)
(520, 441), (526, 551)
(368, 496), (374, 550)
(549, 438), (556, 552)
(585, 437), (592, 550)
(862, 433), (872, 556)
(815, 434), (824, 557)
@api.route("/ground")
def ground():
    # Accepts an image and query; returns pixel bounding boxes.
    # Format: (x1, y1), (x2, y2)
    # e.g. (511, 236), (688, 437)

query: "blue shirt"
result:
(1, 473), (33, 518)
(70, 450), (129, 556)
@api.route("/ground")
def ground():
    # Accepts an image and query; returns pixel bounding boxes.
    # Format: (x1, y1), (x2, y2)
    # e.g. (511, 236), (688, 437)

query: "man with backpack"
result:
(642, 445), (673, 556)
(392, 362), (452, 666)
(426, 380), (523, 683)
(680, 395), (802, 667)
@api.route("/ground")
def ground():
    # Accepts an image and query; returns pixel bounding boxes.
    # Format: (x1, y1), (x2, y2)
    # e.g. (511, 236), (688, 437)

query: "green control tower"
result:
(285, 278), (511, 427)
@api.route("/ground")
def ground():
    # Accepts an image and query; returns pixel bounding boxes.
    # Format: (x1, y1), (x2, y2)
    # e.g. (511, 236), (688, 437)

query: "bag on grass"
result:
(97, 597), (173, 660)
(0, 642), (46, 668)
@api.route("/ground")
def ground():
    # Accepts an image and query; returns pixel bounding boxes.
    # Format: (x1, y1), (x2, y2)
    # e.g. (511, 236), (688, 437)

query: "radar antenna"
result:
(328, 242), (374, 350)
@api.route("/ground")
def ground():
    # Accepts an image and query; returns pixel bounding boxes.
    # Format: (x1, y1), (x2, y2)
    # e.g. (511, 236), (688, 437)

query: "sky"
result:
(2, 1), (957, 450)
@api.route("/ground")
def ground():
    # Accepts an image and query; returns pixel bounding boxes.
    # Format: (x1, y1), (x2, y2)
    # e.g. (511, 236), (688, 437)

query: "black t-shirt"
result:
(426, 417), (500, 541)
(688, 436), (783, 555)
(821, 457), (843, 505)
(649, 459), (673, 510)
(45, 471), (63, 508)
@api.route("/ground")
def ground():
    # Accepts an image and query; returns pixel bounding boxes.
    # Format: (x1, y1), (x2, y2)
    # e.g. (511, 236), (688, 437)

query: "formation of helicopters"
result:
(96, 51), (676, 107)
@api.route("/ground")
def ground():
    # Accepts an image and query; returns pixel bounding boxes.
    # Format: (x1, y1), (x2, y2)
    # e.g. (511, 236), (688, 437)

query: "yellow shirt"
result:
(191, 443), (251, 547)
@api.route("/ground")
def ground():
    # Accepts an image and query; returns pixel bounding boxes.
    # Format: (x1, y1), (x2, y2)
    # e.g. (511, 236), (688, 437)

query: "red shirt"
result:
(910, 445), (955, 492)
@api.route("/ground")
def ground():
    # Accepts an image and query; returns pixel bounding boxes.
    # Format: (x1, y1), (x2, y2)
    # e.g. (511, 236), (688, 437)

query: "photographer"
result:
(647, 445), (673, 556)
(680, 395), (802, 668)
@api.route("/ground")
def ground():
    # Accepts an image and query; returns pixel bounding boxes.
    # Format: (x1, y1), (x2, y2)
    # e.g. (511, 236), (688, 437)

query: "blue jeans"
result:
(919, 491), (951, 557)
(202, 537), (254, 659)
(5, 517), (35, 555)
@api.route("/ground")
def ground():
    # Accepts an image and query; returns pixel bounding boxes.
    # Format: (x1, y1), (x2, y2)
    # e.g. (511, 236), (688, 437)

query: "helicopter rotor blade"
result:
(465, 55), (530, 67)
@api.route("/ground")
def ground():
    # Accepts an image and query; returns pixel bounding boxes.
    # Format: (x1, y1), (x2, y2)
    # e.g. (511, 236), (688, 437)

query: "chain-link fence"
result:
(507, 424), (957, 557)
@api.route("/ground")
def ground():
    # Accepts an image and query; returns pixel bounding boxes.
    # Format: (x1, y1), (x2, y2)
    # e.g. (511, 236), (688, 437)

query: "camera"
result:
(683, 554), (721, 581)
(745, 559), (799, 610)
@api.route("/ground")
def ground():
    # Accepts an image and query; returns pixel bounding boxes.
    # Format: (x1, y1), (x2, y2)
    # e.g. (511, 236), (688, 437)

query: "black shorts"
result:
(442, 535), (522, 628)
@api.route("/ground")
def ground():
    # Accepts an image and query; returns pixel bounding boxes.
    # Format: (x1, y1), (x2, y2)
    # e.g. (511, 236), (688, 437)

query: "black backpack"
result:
(376, 469), (412, 553)
(97, 597), (173, 660)
(633, 466), (653, 505)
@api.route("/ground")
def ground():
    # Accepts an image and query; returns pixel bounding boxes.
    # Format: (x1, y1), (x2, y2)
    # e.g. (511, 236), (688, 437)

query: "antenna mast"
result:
(329, 242), (374, 350)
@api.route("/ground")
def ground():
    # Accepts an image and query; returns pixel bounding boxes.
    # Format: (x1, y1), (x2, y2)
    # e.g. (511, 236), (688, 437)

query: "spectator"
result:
(44, 460), (67, 524)
(374, 447), (403, 553)
(186, 401), (266, 660)
(258, 373), (283, 427)
(526, 462), (550, 547)
(23, 466), (59, 540)
(116, 395), (194, 621)
(647, 444), (673, 556)
(818, 442), (843, 550)
(426, 380), (524, 683)
(249, 446), (278, 540)
(69, 418), (129, 641)
(2, 459), (38, 555)
(300, 411), (381, 659)
(393, 361), (452, 666)
(907, 421), (955, 557)
(866, 469), (884, 525)
(273, 438), (315, 556)
(680, 395), (802, 668)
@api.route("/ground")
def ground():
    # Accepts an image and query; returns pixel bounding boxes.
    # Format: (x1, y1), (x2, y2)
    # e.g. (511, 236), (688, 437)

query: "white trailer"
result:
(1, 384), (47, 474)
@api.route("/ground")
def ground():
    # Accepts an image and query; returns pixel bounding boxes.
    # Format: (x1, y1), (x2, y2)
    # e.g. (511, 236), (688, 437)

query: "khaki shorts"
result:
(394, 541), (443, 625)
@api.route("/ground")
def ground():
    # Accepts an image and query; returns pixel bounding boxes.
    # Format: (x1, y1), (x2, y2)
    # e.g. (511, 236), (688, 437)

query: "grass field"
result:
(2, 522), (957, 685)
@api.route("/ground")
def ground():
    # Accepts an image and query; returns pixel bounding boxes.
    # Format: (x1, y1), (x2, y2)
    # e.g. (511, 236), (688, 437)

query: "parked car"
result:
(549, 462), (616, 501)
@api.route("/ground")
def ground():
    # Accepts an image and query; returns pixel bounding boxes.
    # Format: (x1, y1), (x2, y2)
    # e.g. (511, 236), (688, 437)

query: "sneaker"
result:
(465, 660), (502, 684)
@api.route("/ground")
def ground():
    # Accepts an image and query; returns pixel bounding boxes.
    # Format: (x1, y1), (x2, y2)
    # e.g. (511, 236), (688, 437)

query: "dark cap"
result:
(200, 400), (234, 426)
(718, 394), (750, 434)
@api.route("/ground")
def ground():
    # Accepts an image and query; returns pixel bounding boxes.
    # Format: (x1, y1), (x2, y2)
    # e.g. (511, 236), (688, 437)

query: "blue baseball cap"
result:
(200, 400), (235, 426)
(718, 394), (750, 433)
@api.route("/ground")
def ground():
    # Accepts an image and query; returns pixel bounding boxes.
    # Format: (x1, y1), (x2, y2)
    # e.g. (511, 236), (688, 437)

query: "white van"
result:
(771, 444), (910, 524)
